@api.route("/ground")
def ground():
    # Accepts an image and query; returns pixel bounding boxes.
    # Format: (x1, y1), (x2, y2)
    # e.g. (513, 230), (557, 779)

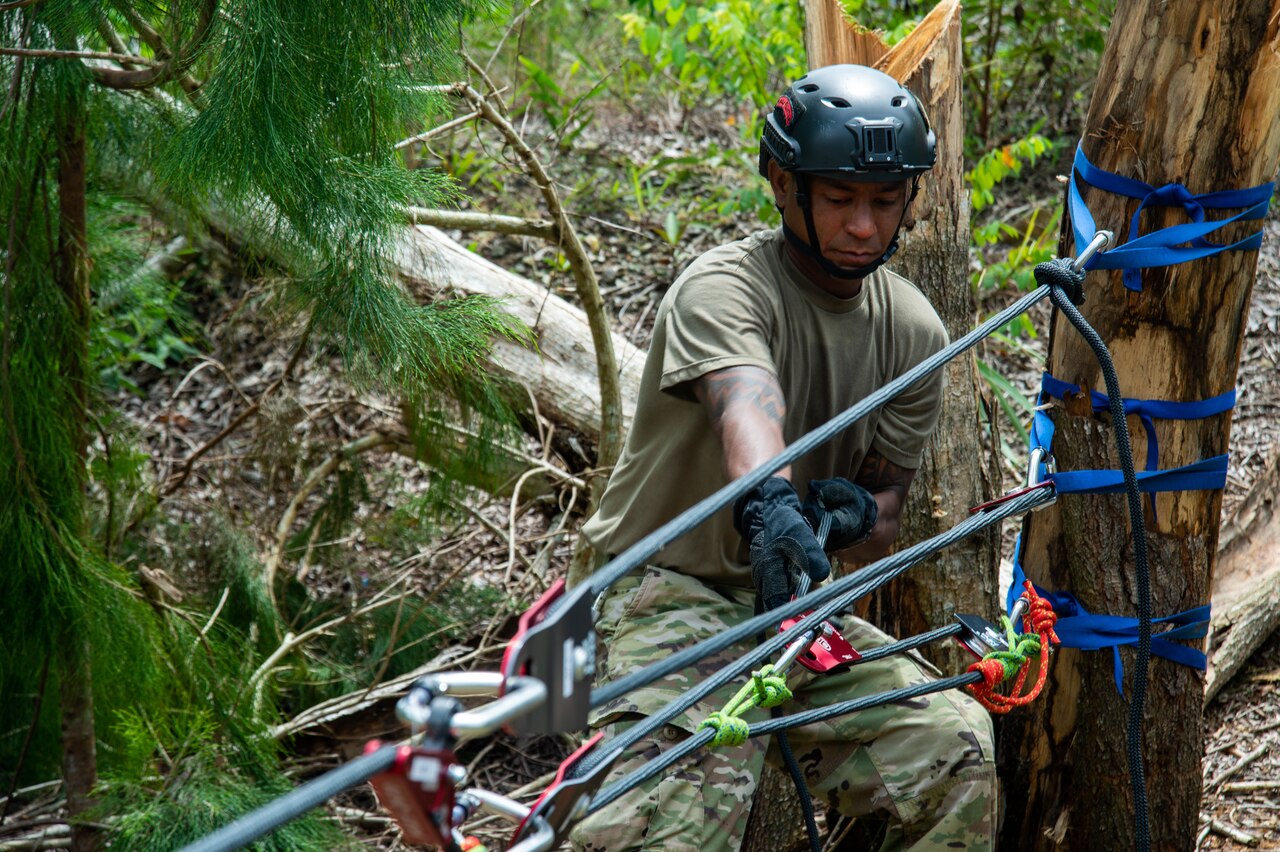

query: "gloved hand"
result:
(733, 476), (831, 590)
(802, 477), (878, 551)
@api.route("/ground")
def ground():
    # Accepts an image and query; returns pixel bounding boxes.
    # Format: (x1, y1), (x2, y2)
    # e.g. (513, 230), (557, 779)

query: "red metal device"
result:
(366, 741), (458, 847)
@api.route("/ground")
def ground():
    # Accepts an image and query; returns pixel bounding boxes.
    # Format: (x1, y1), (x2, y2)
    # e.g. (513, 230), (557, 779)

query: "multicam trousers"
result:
(568, 565), (996, 852)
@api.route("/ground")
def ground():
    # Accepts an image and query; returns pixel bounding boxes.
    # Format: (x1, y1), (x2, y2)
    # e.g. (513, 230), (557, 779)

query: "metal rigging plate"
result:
(500, 578), (596, 735)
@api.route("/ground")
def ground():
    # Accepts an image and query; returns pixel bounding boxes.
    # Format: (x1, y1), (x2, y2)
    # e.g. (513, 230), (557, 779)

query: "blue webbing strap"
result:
(1039, 372), (1236, 473)
(1007, 544), (1210, 695)
(1028, 398), (1230, 496)
(1068, 143), (1275, 291)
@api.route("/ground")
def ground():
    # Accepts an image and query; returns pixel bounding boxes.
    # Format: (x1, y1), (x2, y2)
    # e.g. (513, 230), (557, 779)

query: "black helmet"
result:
(759, 65), (936, 182)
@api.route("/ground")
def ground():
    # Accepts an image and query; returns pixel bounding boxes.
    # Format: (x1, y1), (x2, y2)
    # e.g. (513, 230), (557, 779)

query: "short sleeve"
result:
(870, 317), (949, 469)
(658, 272), (778, 396)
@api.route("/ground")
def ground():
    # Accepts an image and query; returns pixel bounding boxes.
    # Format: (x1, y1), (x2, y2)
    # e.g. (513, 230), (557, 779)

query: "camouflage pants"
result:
(568, 565), (996, 852)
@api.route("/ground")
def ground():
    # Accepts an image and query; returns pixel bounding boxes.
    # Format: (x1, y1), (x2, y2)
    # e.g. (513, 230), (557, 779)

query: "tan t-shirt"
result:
(582, 228), (948, 587)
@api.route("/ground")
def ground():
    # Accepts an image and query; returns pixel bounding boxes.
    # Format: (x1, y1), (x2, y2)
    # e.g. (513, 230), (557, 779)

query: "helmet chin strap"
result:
(783, 173), (918, 281)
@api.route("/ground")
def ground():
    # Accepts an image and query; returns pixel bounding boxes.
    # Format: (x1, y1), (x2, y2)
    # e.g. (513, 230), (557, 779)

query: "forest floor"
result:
(110, 114), (1280, 848)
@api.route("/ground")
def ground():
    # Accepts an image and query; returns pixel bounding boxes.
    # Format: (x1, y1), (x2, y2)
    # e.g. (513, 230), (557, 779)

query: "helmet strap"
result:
(783, 173), (920, 281)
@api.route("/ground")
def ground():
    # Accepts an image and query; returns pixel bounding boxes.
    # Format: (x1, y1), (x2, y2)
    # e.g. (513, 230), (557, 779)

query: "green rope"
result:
(984, 615), (1043, 681)
(699, 665), (793, 748)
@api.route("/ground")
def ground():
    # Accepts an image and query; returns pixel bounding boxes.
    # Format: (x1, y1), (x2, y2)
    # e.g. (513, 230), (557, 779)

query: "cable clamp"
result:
(508, 732), (617, 852)
(366, 740), (466, 849)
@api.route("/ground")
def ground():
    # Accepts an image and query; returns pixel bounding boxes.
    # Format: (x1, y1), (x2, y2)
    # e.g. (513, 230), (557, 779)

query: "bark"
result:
(998, 3), (1280, 849)
(741, 765), (810, 852)
(1205, 451), (1280, 703)
(55, 76), (99, 852)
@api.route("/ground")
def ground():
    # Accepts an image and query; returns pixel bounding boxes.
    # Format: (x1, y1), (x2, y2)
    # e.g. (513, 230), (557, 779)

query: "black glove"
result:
(733, 476), (831, 585)
(802, 477), (878, 551)
(750, 534), (804, 613)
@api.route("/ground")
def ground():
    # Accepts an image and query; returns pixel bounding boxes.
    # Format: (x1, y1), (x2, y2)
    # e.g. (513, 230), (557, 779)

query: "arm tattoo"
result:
(854, 449), (910, 494)
(698, 367), (786, 428)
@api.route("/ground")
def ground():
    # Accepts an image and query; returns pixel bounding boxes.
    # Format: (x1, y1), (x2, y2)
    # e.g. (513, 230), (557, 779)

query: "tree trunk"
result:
(54, 73), (99, 852)
(809, 0), (999, 675)
(999, 3), (1280, 849)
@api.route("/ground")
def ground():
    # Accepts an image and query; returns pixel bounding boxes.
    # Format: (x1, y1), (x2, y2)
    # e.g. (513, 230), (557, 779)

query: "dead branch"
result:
(449, 78), (623, 471)
(404, 206), (557, 241)
(394, 110), (481, 149)
(0, 46), (155, 65)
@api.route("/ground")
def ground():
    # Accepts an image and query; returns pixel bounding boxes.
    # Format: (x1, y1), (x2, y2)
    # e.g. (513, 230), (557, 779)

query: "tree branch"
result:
(89, 0), (216, 92)
(450, 77), (623, 473)
(0, 46), (157, 66)
(403, 206), (557, 240)
(113, 1), (205, 97)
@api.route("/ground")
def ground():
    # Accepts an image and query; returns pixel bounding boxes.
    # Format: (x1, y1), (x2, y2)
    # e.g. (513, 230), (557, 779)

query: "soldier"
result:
(571, 64), (996, 851)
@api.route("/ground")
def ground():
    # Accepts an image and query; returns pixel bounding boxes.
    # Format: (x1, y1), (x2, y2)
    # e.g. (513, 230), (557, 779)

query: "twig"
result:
(1206, 817), (1259, 846)
(503, 467), (544, 586)
(262, 430), (401, 604)
(1224, 781), (1280, 792)
(394, 110), (481, 150)
(1207, 742), (1270, 792)
(162, 316), (313, 495)
(198, 586), (230, 640)
(246, 575), (420, 717)
(0, 47), (156, 65)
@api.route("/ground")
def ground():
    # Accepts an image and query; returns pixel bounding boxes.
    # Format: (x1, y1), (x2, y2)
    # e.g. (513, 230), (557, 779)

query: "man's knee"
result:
(568, 716), (762, 852)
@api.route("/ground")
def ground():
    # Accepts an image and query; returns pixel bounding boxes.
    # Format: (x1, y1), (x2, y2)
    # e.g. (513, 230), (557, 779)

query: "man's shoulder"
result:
(663, 229), (782, 308)
(873, 267), (948, 342)
(678, 228), (780, 281)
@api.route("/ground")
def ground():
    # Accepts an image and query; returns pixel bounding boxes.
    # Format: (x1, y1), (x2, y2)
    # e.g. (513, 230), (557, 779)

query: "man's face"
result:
(771, 169), (909, 273)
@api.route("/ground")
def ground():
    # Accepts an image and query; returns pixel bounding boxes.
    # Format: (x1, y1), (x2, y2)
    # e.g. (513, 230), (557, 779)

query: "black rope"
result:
(1040, 259), (1153, 852)
(588, 671), (983, 815)
(584, 285), (1054, 600)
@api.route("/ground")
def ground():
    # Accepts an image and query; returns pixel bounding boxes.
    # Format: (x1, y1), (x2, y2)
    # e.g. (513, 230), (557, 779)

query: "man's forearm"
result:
(694, 366), (791, 482)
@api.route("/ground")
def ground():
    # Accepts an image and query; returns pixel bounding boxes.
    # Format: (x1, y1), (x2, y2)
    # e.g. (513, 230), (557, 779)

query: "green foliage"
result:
(88, 195), (201, 393)
(967, 134), (1055, 213)
(617, 0), (806, 144)
(282, 580), (508, 709)
(962, 0), (1112, 150)
(96, 605), (352, 850)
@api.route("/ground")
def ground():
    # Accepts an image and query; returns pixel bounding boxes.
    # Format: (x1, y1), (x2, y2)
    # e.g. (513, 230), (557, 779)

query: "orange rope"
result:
(966, 582), (1059, 714)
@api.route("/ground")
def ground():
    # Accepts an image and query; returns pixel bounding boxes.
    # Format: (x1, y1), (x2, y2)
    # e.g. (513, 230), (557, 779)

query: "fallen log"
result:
(1206, 450), (1280, 704)
(391, 225), (643, 442)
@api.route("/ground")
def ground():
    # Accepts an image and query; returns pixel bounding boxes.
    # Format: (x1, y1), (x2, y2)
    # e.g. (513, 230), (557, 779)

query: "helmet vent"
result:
(798, 84), (820, 93)
(823, 97), (851, 109)
(891, 96), (907, 107)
